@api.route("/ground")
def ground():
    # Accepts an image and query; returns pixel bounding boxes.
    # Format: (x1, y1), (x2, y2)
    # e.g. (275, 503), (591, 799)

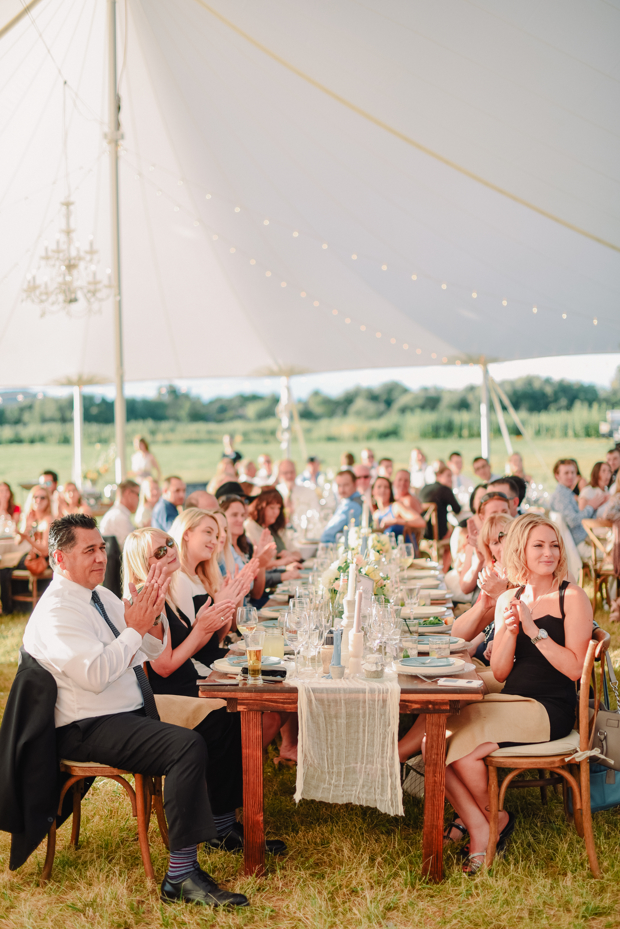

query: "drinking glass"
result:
(244, 628), (266, 684)
(263, 631), (285, 659)
(428, 635), (450, 659)
(236, 606), (258, 637)
(283, 610), (305, 679)
(401, 635), (419, 659)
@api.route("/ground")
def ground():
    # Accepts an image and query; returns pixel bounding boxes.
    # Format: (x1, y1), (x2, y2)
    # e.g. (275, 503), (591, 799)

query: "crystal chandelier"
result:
(22, 199), (113, 317)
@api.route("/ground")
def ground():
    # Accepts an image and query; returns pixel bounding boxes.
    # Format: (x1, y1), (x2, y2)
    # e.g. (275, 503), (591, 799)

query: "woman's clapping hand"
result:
(478, 565), (508, 601)
(195, 597), (235, 637)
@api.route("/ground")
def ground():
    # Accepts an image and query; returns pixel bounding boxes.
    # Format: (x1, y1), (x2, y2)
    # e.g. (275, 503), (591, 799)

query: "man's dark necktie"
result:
(91, 589), (160, 721)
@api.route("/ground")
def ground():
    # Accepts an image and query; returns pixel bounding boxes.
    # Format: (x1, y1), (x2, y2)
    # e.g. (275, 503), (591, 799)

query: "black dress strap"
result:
(514, 585), (526, 600)
(559, 579), (569, 620)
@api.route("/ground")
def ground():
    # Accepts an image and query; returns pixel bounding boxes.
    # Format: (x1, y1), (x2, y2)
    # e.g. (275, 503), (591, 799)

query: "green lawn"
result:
(0, 603), (620, 928)
(0, 436), (613, 504)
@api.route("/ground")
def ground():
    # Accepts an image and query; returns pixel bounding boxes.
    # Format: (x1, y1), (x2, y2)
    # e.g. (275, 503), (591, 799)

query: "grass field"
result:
(0, 436), (613, 504)
(0, 603), (620, 929)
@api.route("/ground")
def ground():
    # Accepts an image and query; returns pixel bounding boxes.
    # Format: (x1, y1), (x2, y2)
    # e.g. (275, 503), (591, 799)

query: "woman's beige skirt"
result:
(445, 694), (550, 766)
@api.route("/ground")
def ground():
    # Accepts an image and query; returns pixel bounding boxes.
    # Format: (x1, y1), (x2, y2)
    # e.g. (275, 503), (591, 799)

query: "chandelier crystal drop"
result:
(22, 200), (113, 317)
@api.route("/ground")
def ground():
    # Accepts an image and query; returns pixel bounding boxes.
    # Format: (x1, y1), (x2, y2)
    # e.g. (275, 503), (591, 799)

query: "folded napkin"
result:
(401, 657), (453, 667)
(294, 677), (403, 816)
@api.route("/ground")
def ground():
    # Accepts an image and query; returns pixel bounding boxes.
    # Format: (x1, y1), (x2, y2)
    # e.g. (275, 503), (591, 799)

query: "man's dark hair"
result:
(469, 483), (487, 513)
(49, 514), (98, 563)
(489, 475), (526, 505)
(336, 469), (356, 483)
(163, 475), (183, 491)
(41, 469), (59, 484)
(472, 456), (488, 466)
(118, 479), (139, 495)
(449, 451), (462, 460)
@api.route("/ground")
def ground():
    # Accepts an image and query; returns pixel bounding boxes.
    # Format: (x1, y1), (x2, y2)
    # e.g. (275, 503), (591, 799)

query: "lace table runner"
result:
(294, 676), (403, 816)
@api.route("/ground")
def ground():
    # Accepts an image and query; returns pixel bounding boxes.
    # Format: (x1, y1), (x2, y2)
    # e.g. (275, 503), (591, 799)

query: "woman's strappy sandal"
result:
(443, 820), (469, 847)
(462, 851), (486, 876)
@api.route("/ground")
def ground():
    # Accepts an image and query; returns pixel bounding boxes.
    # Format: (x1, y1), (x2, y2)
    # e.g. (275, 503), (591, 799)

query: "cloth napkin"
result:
(294, 676), (403, 816)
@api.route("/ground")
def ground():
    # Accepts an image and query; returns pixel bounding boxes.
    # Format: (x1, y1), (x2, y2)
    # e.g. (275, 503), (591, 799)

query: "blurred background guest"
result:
(130, 435), (161, 482)
(57, 481), (93, 517)
(99, 479), (140, 549)
(254, 453), (274, 487)
(152, 476), (186, 531)
(0, 482), (20, 528)
(206, 458), (238, 495)
(135, 476), (161, 527)
(245, 489), (302, 567)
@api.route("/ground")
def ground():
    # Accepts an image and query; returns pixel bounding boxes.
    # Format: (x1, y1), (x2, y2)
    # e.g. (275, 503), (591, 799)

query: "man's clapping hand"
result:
(123, 565), (169, 637)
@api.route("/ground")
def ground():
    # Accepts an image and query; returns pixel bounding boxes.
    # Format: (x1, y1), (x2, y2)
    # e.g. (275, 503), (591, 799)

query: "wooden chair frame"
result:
(484, 637), (608, 877)
(582, 519), (617, 610)
(10, 568), (53, 610)
(41, 763), (168, 885)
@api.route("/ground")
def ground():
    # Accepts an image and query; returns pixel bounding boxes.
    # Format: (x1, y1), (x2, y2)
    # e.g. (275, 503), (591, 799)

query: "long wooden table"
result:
(199, 668), (482, 882)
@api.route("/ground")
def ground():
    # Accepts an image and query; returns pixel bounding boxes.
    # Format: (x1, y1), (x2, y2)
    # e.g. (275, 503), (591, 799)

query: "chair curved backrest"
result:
(579, 639), (604, 754)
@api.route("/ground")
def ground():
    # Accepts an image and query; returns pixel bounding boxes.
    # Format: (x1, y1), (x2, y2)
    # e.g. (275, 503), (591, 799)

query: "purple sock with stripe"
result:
(167, 845), (199, 881)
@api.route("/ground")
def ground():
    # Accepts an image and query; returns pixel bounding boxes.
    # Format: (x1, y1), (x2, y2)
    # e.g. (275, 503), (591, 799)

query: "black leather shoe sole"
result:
(206, 824), (287, 856)
(161, 870), (249, 907)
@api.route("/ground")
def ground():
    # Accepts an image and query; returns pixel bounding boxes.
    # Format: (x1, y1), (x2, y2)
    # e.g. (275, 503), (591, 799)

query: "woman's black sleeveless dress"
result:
(501, 580), (576, 742)
(147, 602), (210, 697)
(190, 591), (229, 666)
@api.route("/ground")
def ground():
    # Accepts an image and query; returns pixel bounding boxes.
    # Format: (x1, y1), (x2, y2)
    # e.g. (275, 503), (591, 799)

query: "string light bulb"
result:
(403, 343), (408, 350)
(562, 313), (567, 319)
(411, 274), (417, 280)
(441, 283), (447, 290)
(376, 331), (382, 338)
(345, 317), (351, 323)
(332, 309), (338, 315)
(293, 231), (299, 237)
(502, 300), (507, 306)
(234, 206), (240, 212)
(250, 258), (256, 265)
(431, 352), (437, 358)
(205, 194), (211, 199)
(263, 219), (269, 225)
(532, 306), (537, 314)
(280, 281), (286, 287)
(416, 348), (422, 354)
(390, 337), (396, 344)
(471, 292), (477, 298)
(381, 264), (387, 270)
(300, 291), (306, 297)
(593, 318), (598, 325)
(351, 254), (357, 260)
(360, 325), (366, 331)
(322, 243), (328, 249)
(265, 270), (271, 277)
(313, 301), (319, 306)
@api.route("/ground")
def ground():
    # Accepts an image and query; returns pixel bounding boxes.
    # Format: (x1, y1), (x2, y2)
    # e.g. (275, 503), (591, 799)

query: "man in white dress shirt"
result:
(23, 514), (248, 908)
(99, 479), (140, 549)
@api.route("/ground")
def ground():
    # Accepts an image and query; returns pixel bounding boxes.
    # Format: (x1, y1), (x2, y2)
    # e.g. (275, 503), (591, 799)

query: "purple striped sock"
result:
(167, 845), (199, 881)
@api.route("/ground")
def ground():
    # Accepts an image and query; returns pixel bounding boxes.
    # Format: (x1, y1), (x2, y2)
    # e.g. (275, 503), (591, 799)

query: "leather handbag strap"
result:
(606, 652), (619, 710)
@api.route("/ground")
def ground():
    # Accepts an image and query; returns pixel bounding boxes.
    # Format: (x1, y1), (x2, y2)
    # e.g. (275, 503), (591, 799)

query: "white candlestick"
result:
(362, 501), (370, 529)
(353, 589), (363, 634)
(347, 563), (356, 600)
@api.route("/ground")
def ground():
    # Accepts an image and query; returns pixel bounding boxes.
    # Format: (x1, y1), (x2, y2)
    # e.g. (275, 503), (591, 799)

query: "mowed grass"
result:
(0, 436), (613, 503)
(1, 604), (620, 928)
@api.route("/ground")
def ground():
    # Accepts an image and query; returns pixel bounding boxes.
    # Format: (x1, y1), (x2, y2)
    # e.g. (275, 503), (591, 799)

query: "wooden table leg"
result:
(422, 712), (448, 882)
(240, 709), (265, 877)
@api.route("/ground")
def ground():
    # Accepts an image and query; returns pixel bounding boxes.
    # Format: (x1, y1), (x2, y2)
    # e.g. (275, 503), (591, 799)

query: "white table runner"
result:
(294, 676), (403, 816)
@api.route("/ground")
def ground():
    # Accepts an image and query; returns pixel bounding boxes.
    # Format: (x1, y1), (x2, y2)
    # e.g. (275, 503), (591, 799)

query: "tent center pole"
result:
(480, 361), (490, 460)
(278, 376), (292, 459)
(107, 0), (126, 482)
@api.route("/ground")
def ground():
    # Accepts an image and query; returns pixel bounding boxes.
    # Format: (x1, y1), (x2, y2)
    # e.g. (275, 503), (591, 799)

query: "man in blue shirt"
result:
(151, 476), (186, 531)
(549, 459), (606, 556)
(320, 470), (363, 543)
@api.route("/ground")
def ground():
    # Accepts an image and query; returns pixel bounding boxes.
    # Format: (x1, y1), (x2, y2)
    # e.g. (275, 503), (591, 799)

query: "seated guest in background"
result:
(448, 452), (474, 507)
(24, 513), (250, 906)
(298, 455), (324, 488)
(569, 459), (588, 495)
(135, 477), (161, 527)
(607, 447), (620, 493)
(360, 448), (377, 480)
(130, 436), (161, 482)
(550, 459), (605, 556)
(245, 490), (302, 567)
(254, 454), (274, 487)
(409, 447), (430, 489)
(456, 492), (510, 600)
(372, 476), (425, 539)
(0, 481), (20, 526)
(353, 464), (373, 508)
(445, 484), (488, 605)
(472, 456), (497, 484)
(506, 451), (532, 483)
(206, 459), (237, 495)
(215, 482), (249, 502)
(237, 459), (258, 496)
(320, 470), (363, 544)
(57, 482), (93, 517)
(340, 452), (355, 468)
(219, 494), (275, 602)
(39, 469), (60, 516)
(486, 477), (521, 518)
(276, 460), (318, 523)
(377, 458), (393, 479)
(152, 476), (186, 532)
(99, 479), (140, 549)
(420, 465), (461, 570)
(579, 462), (612, 513)
(0, 486), (53, 614)
(222, 433), (242, 465)
(185, 490), (219, 511)
(393, 469), (423, 514)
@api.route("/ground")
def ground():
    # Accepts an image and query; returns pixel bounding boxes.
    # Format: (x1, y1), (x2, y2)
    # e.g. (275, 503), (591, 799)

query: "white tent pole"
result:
(278, 376), (292, 459)
(0, 0), (44, 40)
(491, 377), (554, 479)
(479, 361), (490, 459)
(107, 0), (126, 482)
(72, 385), (83, 489)
(488, 377), (513, 457)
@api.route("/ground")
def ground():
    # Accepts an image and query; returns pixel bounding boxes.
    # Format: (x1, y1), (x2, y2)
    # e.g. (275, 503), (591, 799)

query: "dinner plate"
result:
(401, 656), (456, 668)
(259, 609), (280, 619)
(212, 657), (283, 675)
(403, 606), (451, 619)
(259, 619), (280, 628)
(405, 569), (442, 580)
(271, 595), (289, 604)
(404, 577), (442, 589)
(226, 655), (282, 667)
(396, 657), (467, 677)
(412, 558), (440, 569)
(417, 621), (454, 635)
(415, 636), (468, 653)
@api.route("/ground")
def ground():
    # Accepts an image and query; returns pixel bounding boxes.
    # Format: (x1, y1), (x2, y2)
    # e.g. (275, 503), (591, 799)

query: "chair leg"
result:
(539, 770), (548, 806)
(41, 820), (57, 884)
(580, 760), (601, 878)
(152, 776), (169, 850)
(485, 766), (499, 868)
(134, 773), (156, 882)
(562, 776), (574, 824)
(69, 781), (83, 847)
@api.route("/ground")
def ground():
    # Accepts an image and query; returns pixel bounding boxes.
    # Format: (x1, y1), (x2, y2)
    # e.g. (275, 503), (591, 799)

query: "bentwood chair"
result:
(484, 638), (607, 877)
(41, 763), (169, 884)
(582, 519), (617, 611)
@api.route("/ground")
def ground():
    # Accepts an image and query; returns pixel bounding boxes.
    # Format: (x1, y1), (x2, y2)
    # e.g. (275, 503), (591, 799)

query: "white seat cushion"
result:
(489, 729), (580, 757)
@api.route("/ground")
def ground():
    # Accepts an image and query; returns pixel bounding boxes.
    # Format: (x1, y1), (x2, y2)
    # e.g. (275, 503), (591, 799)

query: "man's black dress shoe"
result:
(161, 867), (249, 907)
(206, 821), (287, 856)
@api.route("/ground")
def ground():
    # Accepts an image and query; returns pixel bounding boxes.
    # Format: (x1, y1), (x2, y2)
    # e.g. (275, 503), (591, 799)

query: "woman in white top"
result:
(130, 436), (161, 482)
(579, 462), (611, 514)
(57, 482), (93, 517)
(135, 476), (161, 528)
(17, 486), (54, 558)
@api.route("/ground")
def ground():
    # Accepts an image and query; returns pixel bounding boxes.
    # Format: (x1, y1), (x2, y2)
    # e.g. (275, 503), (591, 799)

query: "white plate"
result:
(405, 570), (442, 580)
(403, 606), (451, 619)
(415, 636), (468, 653)
(412, 558), (440, 569)
(212, 656), (284, 675)
(259, 609), (280, 619)
(396, 657), (468, 677)
(405, 577), (442, 589)
(417, 621), (454, 635)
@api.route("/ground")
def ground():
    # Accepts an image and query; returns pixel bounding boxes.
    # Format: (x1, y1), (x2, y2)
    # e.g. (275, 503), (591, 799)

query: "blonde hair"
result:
(502, 513), (567, 585)
(20, 486), (52, 530)
(479, 513), (513, 566)
(213, 511), (235, 577)
(122, 527), (180, 606)
(169, 508), (222, 594)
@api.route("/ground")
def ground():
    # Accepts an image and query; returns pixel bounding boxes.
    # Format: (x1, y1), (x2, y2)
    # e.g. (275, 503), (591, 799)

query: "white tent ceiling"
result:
(1, 0), (619, 388)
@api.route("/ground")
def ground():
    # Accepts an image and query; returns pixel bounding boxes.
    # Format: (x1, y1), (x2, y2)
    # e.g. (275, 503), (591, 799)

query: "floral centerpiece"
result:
(321, 539), (390, 598)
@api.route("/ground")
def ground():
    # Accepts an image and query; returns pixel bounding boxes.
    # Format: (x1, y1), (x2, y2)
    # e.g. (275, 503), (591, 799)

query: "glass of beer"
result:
(244, 628), (266, 684)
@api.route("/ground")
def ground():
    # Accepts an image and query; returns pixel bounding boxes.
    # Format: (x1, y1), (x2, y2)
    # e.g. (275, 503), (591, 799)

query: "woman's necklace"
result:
(525, 582), (557, 614)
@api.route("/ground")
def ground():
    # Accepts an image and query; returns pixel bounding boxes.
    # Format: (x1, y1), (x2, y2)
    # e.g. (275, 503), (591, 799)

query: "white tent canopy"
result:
(1, 0), (619, 388)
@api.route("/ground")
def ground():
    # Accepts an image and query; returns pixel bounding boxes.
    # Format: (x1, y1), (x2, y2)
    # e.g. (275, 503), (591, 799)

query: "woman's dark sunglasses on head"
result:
(153, 538), (175, 560)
